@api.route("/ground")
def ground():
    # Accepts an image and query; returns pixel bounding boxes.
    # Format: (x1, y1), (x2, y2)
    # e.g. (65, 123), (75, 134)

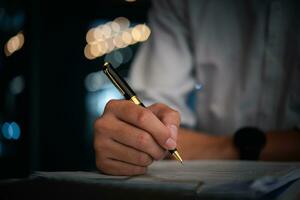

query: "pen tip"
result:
(172, 150), (183, 165)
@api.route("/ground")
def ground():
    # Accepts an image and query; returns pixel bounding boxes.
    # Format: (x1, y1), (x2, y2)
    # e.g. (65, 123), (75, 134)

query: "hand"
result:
(94, 100), (180, 175)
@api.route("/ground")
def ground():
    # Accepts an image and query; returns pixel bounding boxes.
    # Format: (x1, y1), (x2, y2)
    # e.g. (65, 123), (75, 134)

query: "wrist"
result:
(233, 127), (266, 160)
(217, 135), (239, 160)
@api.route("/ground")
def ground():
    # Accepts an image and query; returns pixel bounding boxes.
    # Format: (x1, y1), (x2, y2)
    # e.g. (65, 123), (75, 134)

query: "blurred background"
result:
(0, 0), (151, 178)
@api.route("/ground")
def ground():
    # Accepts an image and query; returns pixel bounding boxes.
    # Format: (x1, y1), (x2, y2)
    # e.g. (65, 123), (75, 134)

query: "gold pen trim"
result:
(131, 95), (142, 105)
(172, 150), (183, 164)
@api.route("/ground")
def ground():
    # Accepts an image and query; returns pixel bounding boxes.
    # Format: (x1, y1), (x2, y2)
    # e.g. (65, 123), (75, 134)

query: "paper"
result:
(31, 160), (300, 199)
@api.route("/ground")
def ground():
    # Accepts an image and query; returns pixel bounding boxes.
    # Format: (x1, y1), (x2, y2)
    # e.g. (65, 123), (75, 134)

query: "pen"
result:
(102, 62), (183, 164)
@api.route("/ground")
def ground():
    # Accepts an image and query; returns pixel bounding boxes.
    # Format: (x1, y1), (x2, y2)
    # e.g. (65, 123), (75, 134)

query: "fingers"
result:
(94, 113), (166, 160)
(104, 100), (177, 150)
(148, 103), (181, 127)
(110, 120), (167, 160)
(94, 128), (148, 176)
(107, 140), (154, 167)
(94, 134), (153, 167)
(94, 99), (181, 175)
(148, 103), (181, 141)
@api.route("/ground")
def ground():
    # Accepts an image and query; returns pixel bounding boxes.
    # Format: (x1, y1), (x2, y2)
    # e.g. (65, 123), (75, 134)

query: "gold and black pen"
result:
(102, 62), (183, 164)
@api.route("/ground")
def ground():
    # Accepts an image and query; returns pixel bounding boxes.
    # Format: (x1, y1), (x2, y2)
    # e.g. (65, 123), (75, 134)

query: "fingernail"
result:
(164, 138), (177, 149)
(169, 125), (178, 141)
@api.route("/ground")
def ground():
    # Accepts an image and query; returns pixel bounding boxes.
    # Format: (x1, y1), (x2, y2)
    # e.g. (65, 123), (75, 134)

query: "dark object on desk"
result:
(234, 127), (266, 160)
(1, 161), (300, 200)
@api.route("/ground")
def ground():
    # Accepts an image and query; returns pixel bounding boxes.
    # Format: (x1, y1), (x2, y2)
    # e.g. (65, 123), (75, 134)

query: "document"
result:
(32, 160), (300, 199)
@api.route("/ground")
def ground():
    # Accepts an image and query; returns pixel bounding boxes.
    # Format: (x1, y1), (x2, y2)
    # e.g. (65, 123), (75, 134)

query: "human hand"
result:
(94, 100), (180, 175)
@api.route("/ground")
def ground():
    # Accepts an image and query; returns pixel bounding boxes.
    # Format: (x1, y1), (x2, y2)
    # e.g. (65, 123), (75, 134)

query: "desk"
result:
(1, 160), (300, 200)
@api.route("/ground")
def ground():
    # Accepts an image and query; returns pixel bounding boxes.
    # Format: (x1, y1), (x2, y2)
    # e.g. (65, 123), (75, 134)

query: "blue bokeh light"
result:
(1, 121), (21, 140)
(11, 122), (21, 140)
(2, 122), (10, 139)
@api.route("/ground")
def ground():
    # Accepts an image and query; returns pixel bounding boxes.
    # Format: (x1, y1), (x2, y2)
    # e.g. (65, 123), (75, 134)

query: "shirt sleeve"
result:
(129, 0), (196, 127)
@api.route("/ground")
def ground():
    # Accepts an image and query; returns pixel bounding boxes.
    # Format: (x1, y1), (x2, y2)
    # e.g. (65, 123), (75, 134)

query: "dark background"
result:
(0, 0), (150, 178)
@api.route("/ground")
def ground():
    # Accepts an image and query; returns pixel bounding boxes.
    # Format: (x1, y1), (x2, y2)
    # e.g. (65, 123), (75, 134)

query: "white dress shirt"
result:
(129, 0), (300, 135)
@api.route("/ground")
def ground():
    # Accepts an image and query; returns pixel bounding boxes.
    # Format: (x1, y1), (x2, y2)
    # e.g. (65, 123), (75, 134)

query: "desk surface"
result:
(1, 160), (300, 200)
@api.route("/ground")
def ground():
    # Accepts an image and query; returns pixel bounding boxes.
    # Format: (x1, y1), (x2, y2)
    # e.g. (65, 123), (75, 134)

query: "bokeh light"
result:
(1, 122), (21, 140)
(4, 32), (25, 57)
(101, 24), (112, 39)
(9, 75), (25, 95)
(86, 28), (96, 43)
(90, 43), (102, 57)
(113, 35), (125, 48)
(132, 24), (151, 42)
(85, 72), (108, 92)
(93, 27), (105, 41)
(84, 44), (95, 60)
(121, 31), (133, 45)
(113, 17), (130, 31)
(84, 17), (151, 60)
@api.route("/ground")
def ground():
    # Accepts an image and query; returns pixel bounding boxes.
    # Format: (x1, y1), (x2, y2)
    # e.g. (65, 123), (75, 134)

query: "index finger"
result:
(105, 99), (176, 150)
(148, 103), (181, 141)
(147, 103), (181, 127)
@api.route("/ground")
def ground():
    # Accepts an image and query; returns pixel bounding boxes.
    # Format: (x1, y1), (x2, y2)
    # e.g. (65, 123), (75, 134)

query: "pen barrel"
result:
(103, 63), (137, 99)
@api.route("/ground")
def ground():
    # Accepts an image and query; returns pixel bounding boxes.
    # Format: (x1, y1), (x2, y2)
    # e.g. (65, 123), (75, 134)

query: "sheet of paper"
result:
(31, 160), (300, 199)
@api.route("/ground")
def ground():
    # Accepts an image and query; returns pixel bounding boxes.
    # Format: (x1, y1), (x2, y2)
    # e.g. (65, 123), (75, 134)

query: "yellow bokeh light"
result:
(113, 35), (126, 48)
(84, 44), (95, 60)
(94, 27), (105, 41)
(98, 41), (109, 54)
(131, 25), (142, 41)
(84, 18), (152, 59)
(15, 32), (25, 51)
(101, 24), (112, 38)
(113, 17), (130, 31)
(90, 43), (103, 57)
(111, 21), (121, 33)
(132, 24), (151, 42)
(4, 32), (25, 57)
(86, 28), (96, 43)
(105, 38), (115, 53)
(121, 31), (132, 45)
(7, 36), (20, 53)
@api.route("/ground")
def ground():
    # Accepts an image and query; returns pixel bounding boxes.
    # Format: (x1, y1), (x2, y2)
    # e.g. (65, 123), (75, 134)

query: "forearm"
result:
(176, 127), (300, 161)
(260, 130), (300, 161)
(176, 128), (238, 160)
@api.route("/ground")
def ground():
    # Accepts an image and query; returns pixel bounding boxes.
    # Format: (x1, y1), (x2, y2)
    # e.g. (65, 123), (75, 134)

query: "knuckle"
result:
(171, 109), (180, 120)
(104, 99), (118, 111)
(93, 117), (111, 135)
(152, 103), (164, 109)
(152, 149), (166, 160)
(166, 109), (180, 119)
(136, 133), (150, 149)
(163, 109), (181, 126)
(132, 166), (147, 175)
(136, 109), (152, 125)
(137, 153), (153, 166)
